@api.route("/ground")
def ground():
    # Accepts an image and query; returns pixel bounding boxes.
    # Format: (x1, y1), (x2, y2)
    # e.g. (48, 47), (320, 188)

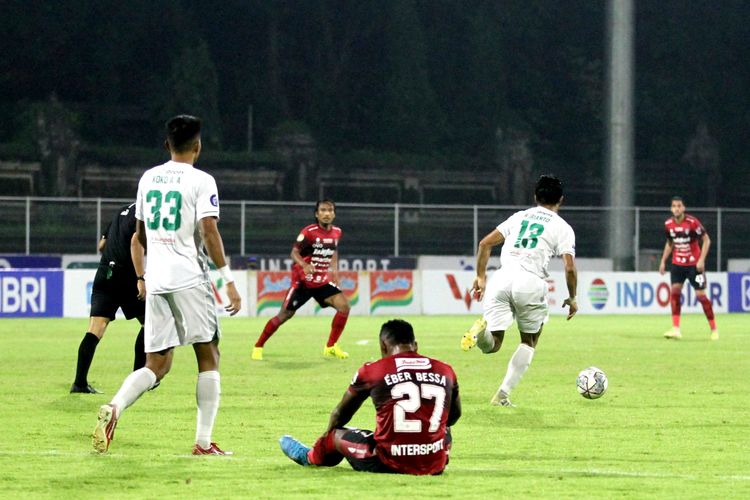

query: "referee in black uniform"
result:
(70, 203), (146, 393)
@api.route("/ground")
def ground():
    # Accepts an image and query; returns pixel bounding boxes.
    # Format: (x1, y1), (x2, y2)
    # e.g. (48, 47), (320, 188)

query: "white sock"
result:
(477, 329), (495, 353)
(110, 367), (157, 414)
(195, 370), (221, 449)
(499, 344), (535, 397)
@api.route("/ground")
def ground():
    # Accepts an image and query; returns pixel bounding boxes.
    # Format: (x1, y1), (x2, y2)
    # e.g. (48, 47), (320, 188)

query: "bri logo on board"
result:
(0, 270), (63, 317)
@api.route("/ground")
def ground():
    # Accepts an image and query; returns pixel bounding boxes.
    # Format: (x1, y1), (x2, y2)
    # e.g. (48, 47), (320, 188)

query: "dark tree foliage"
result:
(1, 0), (749, 189)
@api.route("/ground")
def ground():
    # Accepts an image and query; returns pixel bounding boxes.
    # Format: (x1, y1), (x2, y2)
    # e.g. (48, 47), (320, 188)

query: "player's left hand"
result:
(224, 281), (242, 316)
(563, 297), (578, 320)
(471, 276), (486, 301)
(136, 280), (146, 301)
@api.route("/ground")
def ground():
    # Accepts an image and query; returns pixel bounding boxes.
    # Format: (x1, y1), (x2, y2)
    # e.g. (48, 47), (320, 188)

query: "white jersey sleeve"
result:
(196, 174), (220, 220)
(555, 222), (576, 257)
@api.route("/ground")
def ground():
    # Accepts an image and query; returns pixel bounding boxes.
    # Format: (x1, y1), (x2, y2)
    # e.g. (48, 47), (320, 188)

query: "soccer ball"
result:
(576, 366), (608, 399)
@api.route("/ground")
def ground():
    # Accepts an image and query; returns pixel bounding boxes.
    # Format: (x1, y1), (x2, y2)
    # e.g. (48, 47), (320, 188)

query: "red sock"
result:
(326, 311), (349, 347)
(308, 430), (341, 466)
(697, 295), (717, 330)
(255, 316), (281, 348)
(670, 289), (682, 328)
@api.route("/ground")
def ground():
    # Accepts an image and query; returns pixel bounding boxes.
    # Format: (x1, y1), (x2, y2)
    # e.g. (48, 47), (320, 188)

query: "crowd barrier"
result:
(2, 268), (748, 318)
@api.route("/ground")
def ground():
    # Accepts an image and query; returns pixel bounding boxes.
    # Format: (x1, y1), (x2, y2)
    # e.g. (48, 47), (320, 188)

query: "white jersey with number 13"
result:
(497, 206), (575, 279)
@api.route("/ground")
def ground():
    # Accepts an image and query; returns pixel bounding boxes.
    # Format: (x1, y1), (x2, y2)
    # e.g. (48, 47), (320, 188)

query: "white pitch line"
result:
(458, 466), (750, 481)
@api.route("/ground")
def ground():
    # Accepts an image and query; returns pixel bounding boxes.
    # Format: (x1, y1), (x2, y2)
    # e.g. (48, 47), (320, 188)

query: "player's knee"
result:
(338, 301), (351, 314)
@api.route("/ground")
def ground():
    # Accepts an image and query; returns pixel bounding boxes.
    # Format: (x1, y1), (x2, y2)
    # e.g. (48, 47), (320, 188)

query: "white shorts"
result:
(144, 282), (220, 352)
(483, 268), (548, 334)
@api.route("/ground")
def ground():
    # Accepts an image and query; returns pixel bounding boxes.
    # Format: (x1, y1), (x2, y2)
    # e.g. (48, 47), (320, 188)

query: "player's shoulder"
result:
(331, 225), (342, 236)
(300, 223), (319, 234)
(428, 357), (457, 377)
(664, 217), (673, 227)
(684, 214), (702, 225)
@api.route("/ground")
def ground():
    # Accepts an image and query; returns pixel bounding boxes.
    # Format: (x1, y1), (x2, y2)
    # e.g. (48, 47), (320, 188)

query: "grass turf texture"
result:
(1, 314), (748, 499)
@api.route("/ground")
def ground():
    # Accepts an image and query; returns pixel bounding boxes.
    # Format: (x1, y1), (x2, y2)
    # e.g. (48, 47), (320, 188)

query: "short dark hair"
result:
(380, 319), (415, 345)
(535, 174), (563, 205)
(315, 199), (336, 213)
(671, 196), (684, 203)
(166, 115), (201, 153)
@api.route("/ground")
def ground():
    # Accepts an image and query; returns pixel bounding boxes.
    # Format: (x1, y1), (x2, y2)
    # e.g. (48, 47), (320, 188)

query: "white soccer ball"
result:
(576, 366), (608, 399)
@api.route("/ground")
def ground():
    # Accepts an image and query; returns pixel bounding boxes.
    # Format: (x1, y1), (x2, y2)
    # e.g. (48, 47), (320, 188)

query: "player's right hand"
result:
(471, 276), (486, 301)
(563, 297), (578, 320)
(658, 261), (666, 275)
(225, 282), (242, 316)
(136, 280), (146, 301)
(303, 263), (315, 277)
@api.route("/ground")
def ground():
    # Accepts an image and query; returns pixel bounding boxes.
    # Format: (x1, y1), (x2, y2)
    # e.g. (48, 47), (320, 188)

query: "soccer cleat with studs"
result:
(71, 383), (102, 394)
(251, 346), (264, 361)
(323, 344), (349, 359)
(92, 404), (118, 453)
(663, 327), (682, 340)
(192, 442), (234, 455)
(279, 435), (311, 466)
(490, 391), (515, 407)
(461, 318), (487, 351)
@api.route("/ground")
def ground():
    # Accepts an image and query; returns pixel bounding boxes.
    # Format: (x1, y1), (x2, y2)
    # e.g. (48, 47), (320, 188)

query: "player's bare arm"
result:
(658, 240), (673, 275)
(130, 232), (147, 300)
(561, 253), (578, 320)
(97, 235), (107, 253)
(473, 229), (505, 300)
(323, 390), (368, 436)
(135, 219), (147, 251)
(447, 391), (462, 426)
(331, 250), (340, 284)
(697, 232), (711, 273)
(199, 216), (241, 316)
(291, 246), (315, 276)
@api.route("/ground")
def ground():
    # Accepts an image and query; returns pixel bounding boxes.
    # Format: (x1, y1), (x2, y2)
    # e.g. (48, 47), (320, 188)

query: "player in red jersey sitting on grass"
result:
(279, 319), (461, 475)
(252, 199), (350, 360)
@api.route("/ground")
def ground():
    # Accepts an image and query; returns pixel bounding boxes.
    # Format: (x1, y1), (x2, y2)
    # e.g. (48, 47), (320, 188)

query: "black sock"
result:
(74, 332), (100, 386)
(133, 326), (146, 371)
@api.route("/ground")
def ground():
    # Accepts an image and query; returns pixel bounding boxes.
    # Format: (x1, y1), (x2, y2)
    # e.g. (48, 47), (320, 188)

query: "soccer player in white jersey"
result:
(92, 115), (241, 455)
(460, 175), (578, 407)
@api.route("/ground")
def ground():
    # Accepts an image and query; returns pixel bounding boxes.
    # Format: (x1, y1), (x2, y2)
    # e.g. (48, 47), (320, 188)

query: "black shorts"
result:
(338, 428), (452, 475)
(670, 264), (707, 290)
(90, 264), (145, 320)
(284, 283), (342, 312)
(338, 429), (394, 474)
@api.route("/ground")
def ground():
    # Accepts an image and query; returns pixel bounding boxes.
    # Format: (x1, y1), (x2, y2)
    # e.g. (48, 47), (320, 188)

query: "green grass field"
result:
(1, 314), (748, 499)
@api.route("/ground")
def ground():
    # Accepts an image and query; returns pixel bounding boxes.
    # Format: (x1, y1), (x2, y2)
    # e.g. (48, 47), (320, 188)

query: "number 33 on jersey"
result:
(135, 160), (220, 293)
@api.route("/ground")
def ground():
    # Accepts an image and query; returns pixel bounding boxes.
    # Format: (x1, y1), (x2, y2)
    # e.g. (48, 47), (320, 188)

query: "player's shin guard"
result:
(697, 295), (717, 330)
(477, 329), (495, 353)
(133, 327), (146, 371)
(74, 332), (100, 386)
(326, 311), (349, 348)
(196, 370), (221, 450)
(309, 430), (344, 466)
(255, 316), (281, 348)
(670, 288), (682, 327)
(110, 367), (157, 414)
(499, 344), (535, 397)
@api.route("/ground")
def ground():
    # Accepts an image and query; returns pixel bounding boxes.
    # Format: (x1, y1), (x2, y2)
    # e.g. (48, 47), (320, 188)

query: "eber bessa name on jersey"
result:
(384, 371), (448, 387)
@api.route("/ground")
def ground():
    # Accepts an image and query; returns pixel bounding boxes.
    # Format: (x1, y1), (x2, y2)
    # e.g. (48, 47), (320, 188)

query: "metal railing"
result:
(1, 197), (747, 271)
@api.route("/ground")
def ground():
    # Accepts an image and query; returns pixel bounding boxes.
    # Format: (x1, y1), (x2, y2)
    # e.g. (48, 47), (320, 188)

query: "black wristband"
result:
(137, 275), (145, 281)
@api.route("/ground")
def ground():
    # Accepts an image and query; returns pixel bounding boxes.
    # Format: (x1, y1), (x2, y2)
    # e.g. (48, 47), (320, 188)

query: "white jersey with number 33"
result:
(135, 160), (220, 294)
(497, 206), (575, 279)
